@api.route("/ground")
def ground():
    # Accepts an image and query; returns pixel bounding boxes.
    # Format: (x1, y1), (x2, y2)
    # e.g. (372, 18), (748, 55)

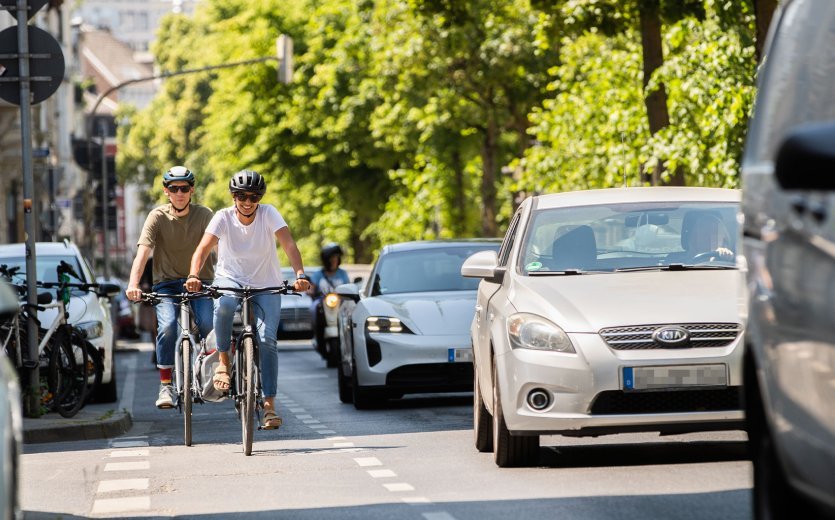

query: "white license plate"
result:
(448, 348), (473, 363)
(282, 322), (311, 331)
(623, 364), (727, 391)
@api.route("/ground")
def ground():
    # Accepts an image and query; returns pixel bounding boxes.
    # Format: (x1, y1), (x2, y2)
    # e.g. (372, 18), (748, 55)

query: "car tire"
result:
(351, 358), (379, 410)
(95, 355), (118, 403)
(325, 338), (339, 368)
(492, 359), (538, 467)
(746, 349), (818, 519)
(338, 363), (353, 404)
(474, 363), (493, 453)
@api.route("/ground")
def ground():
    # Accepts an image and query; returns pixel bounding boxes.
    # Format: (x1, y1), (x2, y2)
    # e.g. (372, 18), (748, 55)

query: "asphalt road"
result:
(20, 340), (753, 519)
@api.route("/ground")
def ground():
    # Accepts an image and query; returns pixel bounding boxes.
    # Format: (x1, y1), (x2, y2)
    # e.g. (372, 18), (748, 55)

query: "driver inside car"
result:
(666, 211), (734, 264)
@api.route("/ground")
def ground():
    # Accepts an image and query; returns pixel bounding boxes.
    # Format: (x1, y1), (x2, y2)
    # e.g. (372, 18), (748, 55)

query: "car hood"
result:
(511, 270), (744, 333)
(363, 292), (477, 336)
(39, 291), (105, 326)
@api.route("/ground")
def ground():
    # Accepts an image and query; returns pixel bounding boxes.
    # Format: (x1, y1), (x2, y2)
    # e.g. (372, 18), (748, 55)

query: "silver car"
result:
(463, 187), (745, 467)
(741, 0), (835, 517)
(0, 281), (22, 520)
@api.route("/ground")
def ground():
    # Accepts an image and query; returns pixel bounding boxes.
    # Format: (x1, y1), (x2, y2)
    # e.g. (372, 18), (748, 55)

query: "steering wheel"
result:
(690, 251), (722, 263)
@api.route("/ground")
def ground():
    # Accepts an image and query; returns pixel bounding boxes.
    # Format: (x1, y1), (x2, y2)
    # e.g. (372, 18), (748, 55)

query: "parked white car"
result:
(335, 240), (500, 409)
(0, 281), (22, 520)
(463, 187), (745, 467)
(0, 242), (119, 402)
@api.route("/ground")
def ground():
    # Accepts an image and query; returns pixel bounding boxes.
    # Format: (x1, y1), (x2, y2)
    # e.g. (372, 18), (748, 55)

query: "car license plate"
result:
(282, 322), (311, 331)
(623, 364), (727, 391)
(448, 348), (473, 363)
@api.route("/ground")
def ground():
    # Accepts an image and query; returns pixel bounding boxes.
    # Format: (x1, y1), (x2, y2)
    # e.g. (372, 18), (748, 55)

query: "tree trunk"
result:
(451, 148), (466, 236)
(754, 0), (778, 63)
(480, 114), (499, 237)
(639, 1), (683, 186)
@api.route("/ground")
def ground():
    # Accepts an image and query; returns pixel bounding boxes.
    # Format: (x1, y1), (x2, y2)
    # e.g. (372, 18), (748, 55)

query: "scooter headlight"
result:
(324, 293), (340, 309)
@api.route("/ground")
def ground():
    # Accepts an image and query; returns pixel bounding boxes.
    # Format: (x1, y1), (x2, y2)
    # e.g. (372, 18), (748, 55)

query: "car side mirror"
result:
(775, 121), (835, 191)
(335, 283), (360, 302)
(97, 283), (121, 298)
(352, 276), (363, 284)
(461, 250), (505, 283)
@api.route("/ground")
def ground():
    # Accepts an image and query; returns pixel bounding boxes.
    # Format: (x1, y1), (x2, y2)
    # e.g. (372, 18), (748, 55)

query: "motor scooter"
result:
(312, 276), (340, 368)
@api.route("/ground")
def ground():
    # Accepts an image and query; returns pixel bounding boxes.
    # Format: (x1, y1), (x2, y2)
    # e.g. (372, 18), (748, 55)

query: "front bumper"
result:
(356, 332), (473, 392)
(496, 333), (744, 435)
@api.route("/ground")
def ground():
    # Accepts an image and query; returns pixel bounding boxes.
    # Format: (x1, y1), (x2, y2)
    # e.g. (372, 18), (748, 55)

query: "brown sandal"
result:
(213, 363), (231, 392)
(262, 410), (282, 430)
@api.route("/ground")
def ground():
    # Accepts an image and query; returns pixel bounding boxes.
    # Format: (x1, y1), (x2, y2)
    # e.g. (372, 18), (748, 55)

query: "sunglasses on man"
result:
(167, 185), (192, 193)
(233, 193), (262, 203)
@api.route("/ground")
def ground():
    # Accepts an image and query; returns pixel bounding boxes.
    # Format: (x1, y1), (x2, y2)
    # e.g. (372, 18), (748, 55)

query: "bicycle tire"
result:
(50, 328), (88, 418)
(81, 337), (103, 403)
(241, 337), (255, 455)
(182, 338), (193, 446)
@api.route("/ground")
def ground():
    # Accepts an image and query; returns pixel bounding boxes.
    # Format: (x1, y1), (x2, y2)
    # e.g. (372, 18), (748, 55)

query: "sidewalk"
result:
(22, 401), (132, 444)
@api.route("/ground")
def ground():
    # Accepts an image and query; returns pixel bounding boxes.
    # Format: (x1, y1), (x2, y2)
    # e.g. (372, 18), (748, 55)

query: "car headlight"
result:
(507, 313), (575, 353)
(324, 293), (340, 309)
(76, 320), (104, 339)
(366, 316), (412, 334)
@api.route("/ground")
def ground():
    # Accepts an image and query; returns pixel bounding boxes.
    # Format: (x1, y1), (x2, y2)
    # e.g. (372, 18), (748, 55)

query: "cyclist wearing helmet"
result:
(126, 166), (216, 409)
(186, 169), (311, 430)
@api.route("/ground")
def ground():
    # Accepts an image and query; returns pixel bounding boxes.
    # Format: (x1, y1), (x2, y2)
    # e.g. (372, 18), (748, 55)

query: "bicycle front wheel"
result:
(182, 338), (193, 446)
(241, 337), (255, 455)
(49, 329), (88, 418)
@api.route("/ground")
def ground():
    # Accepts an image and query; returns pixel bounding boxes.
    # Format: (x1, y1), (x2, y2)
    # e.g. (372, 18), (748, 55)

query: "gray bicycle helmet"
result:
(162, 165), (195, 186)
(229, 169), (266, 195)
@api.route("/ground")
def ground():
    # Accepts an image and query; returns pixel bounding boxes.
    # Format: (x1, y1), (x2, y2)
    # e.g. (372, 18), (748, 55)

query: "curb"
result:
(23, 410), (133, 444)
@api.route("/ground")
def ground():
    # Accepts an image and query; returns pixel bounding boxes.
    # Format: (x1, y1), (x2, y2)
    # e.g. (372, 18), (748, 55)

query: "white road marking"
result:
(104, 461), (150, 472)
(91, 496), (150, 514)
(333, 442), (354, 448)
(109, 449), (149, 458)
(402, 497), (432, 505)
(367, 469), (396, 478)
(423, 513), (456, 520)
(326, 436), (346, 441)
(117, 354), (138, 414)
(383, 483), (415, 492)
(97, 478), (149, 493)
(302, 419), (321, 424)
(295, 414), (313, 419)
(316, 429), (336, 434)
(354, 457), (382, 467)
(288, 408), (306, 413)
(111, 440), (149, 448)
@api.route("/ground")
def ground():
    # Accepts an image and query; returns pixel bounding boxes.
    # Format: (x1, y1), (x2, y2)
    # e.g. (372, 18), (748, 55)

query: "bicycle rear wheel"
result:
(181, 338), (193, 446)
(241, 337), (255, 455)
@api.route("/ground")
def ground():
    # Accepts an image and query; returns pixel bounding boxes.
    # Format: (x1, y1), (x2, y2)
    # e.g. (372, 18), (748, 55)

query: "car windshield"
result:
(518, 201), (739, 274)
(0, 255), (88, 284)
(370, 244), (500, 296)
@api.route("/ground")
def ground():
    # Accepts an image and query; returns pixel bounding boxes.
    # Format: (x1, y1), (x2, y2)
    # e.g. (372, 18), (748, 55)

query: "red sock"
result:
(160, 368), (172, 384)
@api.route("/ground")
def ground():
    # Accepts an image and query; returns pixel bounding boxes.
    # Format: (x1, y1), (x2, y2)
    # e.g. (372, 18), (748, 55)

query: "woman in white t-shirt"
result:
(186, 170), (311, 430)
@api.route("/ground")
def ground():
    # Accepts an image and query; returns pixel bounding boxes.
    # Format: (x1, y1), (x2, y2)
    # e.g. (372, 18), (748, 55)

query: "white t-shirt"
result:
(205, 204), (287, 287)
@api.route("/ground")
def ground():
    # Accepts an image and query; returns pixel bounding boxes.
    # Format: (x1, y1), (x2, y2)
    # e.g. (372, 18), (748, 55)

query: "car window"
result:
(370, 244), (501, 296)
(0, 254), (87, 284)
(518, 201), (739, 273)
(498, 212), (522, 267)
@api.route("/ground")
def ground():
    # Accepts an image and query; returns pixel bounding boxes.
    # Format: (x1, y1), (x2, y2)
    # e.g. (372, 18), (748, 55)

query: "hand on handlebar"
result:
(184, 277), (203, 293)
(294, 278), (311, 293)
(126, 286), (143, 302)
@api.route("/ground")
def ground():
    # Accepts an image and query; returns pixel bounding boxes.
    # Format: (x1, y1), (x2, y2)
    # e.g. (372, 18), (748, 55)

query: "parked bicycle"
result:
(135, 289), (214, 446)
(204, 282), (300, 455)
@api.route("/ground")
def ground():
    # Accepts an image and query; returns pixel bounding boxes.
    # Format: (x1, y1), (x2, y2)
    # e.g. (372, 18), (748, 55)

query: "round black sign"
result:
(0, 25), (65, 105)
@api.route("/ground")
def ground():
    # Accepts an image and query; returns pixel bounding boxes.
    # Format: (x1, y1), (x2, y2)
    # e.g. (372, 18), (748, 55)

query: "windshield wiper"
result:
(528, 269), (609, 276)
(616, 263), (737, 272)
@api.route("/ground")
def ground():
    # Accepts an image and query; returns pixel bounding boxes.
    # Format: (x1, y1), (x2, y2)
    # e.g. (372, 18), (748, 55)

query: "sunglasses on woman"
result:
(167, 185), (192, 193)
(233, 193), (262, 203)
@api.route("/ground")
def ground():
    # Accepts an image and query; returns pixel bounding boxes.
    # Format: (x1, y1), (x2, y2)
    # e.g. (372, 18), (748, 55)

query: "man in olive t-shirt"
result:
(126, 166), (216, 409)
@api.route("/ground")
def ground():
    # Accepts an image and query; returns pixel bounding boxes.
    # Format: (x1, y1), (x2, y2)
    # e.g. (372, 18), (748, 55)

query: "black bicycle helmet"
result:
(320, 243), (344, 267)
(162, 166), (195, 186)
(229, 169), (267, 195)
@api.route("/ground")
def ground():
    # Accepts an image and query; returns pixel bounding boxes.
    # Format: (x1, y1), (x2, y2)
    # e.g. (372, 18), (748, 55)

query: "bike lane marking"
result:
(92, 435), (152, 516)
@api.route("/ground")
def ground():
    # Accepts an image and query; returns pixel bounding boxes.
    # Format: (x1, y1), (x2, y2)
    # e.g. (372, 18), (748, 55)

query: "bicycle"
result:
(204, 281), (299, 455)
(136, 289), (214, 446)
(0, 263), (105, 417)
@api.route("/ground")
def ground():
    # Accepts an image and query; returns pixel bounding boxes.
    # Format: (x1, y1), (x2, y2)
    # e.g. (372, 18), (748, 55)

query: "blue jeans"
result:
(212, 277), (282, 397)
(153, 279), (214, 369)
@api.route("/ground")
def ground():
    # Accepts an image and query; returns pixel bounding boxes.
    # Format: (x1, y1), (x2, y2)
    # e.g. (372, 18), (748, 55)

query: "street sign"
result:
(0, 25), (65, 105)
(0, 0), (50, 20)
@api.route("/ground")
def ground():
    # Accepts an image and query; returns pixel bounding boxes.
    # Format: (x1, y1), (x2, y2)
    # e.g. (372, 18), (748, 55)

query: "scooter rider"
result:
(309, 243), (349, 358)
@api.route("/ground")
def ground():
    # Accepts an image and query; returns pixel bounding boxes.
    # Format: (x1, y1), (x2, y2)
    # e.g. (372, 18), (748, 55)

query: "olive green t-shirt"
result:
(137, 204), (215, 285)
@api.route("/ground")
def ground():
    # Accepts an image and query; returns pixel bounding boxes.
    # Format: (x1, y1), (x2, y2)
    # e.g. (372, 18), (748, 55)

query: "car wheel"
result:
(325, 338), (339, 368)
(474, 362), (493, 453)
(351, 358), (379, 410)
(746, 350), (817, 519)
(338, 363), (353, 404)
(95, 356), (118, 403)
(492, 359), (538, 467)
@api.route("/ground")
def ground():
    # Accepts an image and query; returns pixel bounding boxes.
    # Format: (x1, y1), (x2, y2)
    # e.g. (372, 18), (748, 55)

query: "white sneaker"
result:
(155, 384), (176, 409)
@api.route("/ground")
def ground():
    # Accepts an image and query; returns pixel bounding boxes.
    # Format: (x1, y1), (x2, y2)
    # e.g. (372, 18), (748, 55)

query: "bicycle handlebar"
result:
(204, 281), (301, 300)
(134, 289), (216, 306)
